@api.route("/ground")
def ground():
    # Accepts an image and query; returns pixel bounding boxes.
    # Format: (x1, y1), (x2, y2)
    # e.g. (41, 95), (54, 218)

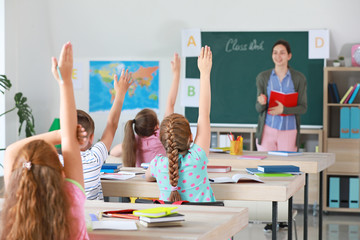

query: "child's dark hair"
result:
(77, 109), (95, 136)
(160, 113), (192, 202)
(122, 109), (158, 167)
(272, 39), (292, 54)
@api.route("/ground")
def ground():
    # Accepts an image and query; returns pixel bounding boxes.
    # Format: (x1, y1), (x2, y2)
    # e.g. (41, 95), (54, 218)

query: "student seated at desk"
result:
(111, 53), (181, 168)
(59, 68), (132, 201)
(1, 42), (89, 239)
(145, 46), (216, 202)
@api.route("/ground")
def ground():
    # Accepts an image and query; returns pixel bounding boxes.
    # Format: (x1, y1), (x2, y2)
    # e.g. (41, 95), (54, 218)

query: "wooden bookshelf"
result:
(323, 67), (360, 212)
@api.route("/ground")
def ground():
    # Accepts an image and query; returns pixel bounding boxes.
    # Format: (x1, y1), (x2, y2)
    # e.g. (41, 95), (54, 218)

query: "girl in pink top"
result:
(111, 53), (181, 167)
(1, 42), (89, 240)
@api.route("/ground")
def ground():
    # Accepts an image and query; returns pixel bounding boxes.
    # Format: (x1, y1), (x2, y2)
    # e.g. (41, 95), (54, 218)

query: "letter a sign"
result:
(309, 29), (329, 59)
(182, 29), (201, 57)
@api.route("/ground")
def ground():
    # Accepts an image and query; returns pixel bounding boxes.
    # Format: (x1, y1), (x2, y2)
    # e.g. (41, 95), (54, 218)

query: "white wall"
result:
(0, 0), (4, 174)
(4, 0), (360, 148)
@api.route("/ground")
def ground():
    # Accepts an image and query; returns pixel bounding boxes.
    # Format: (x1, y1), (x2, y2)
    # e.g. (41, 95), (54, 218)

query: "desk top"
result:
(208, 151), (335, 173)
(86, 201), (248, 240)
(102, 170), (305, 202)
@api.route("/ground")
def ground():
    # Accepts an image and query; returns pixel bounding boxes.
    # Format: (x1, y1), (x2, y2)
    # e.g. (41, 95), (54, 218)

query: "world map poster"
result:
(89, 61), (159, 112)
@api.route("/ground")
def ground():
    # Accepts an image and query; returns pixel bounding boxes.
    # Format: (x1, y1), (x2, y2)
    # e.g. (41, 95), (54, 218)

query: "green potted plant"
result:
(338, 56), (345, 66)
(0, 74), (35, 150)
(333, 59), (340, 67)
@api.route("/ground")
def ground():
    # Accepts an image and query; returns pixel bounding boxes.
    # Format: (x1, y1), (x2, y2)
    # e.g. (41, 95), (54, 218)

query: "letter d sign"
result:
(309, 29), (329, 59)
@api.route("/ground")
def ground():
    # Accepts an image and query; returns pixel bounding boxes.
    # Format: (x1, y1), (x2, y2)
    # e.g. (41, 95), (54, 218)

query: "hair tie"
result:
(23, 162), (32, 170)
(133, 119), (136, 124)
(171, 186), (179, 192)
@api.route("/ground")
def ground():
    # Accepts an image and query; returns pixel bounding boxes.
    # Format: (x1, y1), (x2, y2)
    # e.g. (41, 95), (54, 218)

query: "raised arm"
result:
(164, 53), (181, 117)
(194, 46), (212, 156)
(4, 130), (61, 186)
(51, 42), (83, 187)
(100, 69), (133, 151)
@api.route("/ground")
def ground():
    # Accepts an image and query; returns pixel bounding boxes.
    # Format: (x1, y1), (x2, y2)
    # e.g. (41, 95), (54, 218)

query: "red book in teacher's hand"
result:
(268, 90), (298, 116)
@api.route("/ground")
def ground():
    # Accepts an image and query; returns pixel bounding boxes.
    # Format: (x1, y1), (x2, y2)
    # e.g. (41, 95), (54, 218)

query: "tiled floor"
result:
(234, 208), (360, 240)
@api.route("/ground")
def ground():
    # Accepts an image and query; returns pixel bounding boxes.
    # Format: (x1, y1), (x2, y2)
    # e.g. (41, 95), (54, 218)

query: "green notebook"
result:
(255, 173), (293, 177)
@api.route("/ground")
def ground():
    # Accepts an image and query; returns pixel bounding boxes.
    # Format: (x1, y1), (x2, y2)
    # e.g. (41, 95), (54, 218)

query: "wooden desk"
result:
(85, 201), (248, 240)
(208, 151), (335, 240)
(102, 170), (305, 240)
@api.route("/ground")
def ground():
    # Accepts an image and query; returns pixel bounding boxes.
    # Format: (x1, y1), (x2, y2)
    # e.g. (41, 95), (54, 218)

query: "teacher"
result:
(255, 39), (307, 151)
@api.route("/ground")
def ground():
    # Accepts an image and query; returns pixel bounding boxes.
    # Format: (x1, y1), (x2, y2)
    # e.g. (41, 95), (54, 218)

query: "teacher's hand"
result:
(268, 100), (284, 115)
(257, 94), (267, 105)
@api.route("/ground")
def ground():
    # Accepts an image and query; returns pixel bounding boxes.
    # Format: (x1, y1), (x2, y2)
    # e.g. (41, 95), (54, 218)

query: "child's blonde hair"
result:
(159, 113), (192, 202)
(122, 108), (158, 167)
(1, 140), (70, 240)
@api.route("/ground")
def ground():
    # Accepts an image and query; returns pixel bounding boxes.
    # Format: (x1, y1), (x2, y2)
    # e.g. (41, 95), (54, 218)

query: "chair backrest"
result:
(134, 198), (224, 206)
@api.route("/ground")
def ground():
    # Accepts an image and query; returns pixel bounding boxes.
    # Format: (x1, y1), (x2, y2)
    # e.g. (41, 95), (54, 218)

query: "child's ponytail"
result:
(122, 119), (137, 167)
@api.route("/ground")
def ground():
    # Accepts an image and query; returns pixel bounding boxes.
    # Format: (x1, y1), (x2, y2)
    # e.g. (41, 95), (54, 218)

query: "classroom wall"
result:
(0, 0), (4, 175)
(3, 0), (360, 150)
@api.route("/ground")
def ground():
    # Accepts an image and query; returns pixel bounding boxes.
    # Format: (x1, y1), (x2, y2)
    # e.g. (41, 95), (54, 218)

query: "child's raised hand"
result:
(76, 124), (88, 146)
(171, 53), (181, 75)
(113, 69), (133, 96)
(51, 42), (73, 84)
(197, 46), (212, 75)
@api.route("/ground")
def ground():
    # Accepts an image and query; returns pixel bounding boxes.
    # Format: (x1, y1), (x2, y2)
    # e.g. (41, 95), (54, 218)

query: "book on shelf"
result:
(348, 84), (360, 104)
(267, 151), (302, 156)
(133, 207), (178, 218)
(101, 209), (139, 220)
(100, 173), (136, 181)
(209, 173), (264, 183)
(257, 165), (300, 173)
(246, 167), (302, 175)
(139, 220), (184, 228)
(328, 83), (336, 103)
(331, 83), (340, 103)
(207, 165), (232, 173)
(268, 90), (298, 116)
(237, 155), (267, 160)
(344, 84), (358, 103)
(101, 163), (122, 169)
(340, 85), (354, 104)
(139, 213), (185, 223)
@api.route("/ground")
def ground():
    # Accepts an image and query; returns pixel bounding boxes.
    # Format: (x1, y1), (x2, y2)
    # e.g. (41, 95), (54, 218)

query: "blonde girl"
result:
(1, 42), (88, 240)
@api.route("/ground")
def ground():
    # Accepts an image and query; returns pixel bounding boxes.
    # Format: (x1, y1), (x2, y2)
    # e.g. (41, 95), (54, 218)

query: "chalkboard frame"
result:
(185, 31), (324, 126)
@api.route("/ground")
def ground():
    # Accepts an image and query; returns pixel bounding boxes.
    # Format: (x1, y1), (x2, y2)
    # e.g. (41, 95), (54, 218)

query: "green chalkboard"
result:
(185, 31), (323, 125)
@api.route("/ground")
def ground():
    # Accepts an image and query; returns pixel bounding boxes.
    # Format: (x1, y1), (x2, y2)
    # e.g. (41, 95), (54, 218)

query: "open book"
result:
(268, 90), (298, 116)
(100, 173), (136, 181)
(209, 174), (264, 183)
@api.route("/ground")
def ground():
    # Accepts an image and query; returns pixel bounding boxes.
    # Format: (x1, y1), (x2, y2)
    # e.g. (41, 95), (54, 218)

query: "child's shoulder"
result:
(189, 143), (205, 153)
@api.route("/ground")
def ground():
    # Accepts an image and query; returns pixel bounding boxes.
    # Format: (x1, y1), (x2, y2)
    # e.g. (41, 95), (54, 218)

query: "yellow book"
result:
(133, 207), (178, 218)
(340, 86), (354, 104)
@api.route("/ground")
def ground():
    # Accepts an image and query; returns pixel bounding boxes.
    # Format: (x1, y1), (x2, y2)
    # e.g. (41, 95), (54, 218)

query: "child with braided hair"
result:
(145, 46), (215, 202)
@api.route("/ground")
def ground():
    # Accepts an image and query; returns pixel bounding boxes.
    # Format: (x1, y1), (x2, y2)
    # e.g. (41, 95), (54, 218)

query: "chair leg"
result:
(293, 217), (298, 240)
